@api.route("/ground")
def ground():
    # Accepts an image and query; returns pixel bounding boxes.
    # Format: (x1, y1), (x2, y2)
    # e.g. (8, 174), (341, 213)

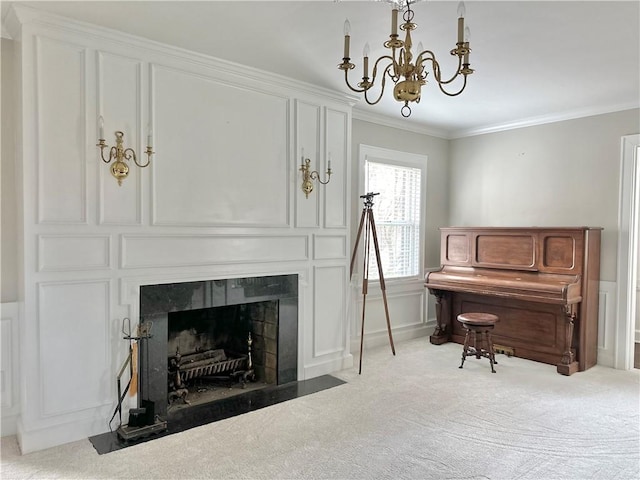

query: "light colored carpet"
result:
(2, 337), (639, 480)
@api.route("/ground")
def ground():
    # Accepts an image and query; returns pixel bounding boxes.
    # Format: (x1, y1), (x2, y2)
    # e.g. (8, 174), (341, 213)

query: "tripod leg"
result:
(358, 211), (372, 375)
(368, 211), (396, 355)
(350, 208), (367, 278)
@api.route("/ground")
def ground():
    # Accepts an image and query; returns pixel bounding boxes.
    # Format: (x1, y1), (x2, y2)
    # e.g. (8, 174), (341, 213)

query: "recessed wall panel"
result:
(39, 281), (110, 416)
(313, 235), (347, 260)
(122, 234), (308, 268)
(98, 52), (142, 224)
(39, 235), (110, 271)
(313, 266), (346, 356)
(295, 101), (320, 228)
(152, 65), (289, 226)
(37, 37), (87, 224)
(324, 108), (348, 228)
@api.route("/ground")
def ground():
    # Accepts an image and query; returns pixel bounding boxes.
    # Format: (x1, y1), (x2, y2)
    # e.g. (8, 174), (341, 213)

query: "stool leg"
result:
(473, 330), (480, 359)
(486, 330), (497, 373)
(459, 329), (470, 369)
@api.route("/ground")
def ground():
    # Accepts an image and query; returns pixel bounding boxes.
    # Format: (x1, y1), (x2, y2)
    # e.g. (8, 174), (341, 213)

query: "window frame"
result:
(357, 144), (427, 285)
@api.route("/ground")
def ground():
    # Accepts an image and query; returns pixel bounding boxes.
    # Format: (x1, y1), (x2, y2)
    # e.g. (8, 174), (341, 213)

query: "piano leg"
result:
(429, 289), (450, 345)
(557, 305), (579, 376)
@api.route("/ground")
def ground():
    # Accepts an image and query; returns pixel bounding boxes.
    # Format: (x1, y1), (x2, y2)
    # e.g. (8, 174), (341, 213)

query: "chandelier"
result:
(338, 0), (474, 117)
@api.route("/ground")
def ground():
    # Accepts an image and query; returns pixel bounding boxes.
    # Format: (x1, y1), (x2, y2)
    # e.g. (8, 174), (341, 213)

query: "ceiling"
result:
(2, 0), (639, 138)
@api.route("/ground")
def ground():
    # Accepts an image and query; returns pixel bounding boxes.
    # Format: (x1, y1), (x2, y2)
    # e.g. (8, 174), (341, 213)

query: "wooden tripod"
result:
(350, 193), (396, 374)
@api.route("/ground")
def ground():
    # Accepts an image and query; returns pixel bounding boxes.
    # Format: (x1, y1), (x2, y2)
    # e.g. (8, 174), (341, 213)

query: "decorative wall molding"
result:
(9, 2), (353, 454)
(313, 265), (347, 358)
(37, 280), (111, 417)
(324, 107), (349, 229)
(120, 234), (309, 269)
(597, 280), (617, 368)
(36, 35), (88, 225)
(313, 234), (347, 260)
(96, 51), (144, 225)
(615, 134), (640, 370)
(38, 234), (111, 272)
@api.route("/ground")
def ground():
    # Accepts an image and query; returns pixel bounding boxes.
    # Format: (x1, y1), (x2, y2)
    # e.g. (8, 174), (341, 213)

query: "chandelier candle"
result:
(338, 0), (474, 117)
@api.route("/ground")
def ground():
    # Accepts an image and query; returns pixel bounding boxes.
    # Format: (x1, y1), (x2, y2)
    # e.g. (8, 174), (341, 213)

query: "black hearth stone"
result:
(89, 375), (345, 455)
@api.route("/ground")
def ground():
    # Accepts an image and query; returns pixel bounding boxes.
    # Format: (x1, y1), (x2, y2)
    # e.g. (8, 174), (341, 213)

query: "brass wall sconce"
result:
(300, 152), (332, 198)
(96, 116), (153, 186)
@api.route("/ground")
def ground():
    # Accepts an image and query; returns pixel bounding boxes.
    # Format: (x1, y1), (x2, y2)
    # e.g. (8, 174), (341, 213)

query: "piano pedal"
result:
(493, 344), (514, 357)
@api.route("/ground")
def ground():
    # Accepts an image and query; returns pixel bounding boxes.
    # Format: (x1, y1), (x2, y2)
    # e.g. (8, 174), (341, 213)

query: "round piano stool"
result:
(457, 313), (500, 373)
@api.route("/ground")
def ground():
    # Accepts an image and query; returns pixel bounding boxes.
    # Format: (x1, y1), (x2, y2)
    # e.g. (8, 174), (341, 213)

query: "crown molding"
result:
(6, 4), (359, 108)
(352, 107), (451, 139)
(451, 103), (640, 139)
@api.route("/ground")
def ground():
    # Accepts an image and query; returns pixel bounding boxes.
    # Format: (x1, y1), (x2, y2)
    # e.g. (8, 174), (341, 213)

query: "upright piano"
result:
(425, 227), (602, 375)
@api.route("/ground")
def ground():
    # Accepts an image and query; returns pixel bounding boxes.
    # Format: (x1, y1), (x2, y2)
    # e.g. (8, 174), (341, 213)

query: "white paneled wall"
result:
(5, 4), (355, 453)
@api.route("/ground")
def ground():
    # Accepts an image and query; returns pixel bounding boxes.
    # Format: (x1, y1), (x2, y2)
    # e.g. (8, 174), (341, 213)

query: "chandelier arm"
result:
(435, 73), (468, 97)
(419, 52), (464, 86)
(343, 69), (369, 94)
(363, 63), (395, 106)
(371, 55), (399, 83)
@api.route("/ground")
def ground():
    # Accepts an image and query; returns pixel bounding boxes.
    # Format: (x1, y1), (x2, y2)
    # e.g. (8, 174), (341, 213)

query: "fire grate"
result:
(178, 351), (248, 382)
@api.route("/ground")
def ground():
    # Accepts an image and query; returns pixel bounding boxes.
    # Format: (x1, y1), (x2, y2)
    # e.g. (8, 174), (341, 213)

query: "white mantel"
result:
(4, 4), (354, 453)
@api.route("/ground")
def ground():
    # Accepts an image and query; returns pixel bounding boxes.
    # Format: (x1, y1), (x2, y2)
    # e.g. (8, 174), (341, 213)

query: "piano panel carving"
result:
(426, 227), (602, 375)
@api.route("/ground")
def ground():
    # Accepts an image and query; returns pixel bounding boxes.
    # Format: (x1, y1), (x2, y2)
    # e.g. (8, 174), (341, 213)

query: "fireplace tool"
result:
(109, 318), (167, 442)
(350, 192), (396, 374)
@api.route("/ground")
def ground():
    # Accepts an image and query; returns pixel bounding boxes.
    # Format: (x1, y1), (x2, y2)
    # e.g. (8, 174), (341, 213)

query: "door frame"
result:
(616, 134), (640, 369)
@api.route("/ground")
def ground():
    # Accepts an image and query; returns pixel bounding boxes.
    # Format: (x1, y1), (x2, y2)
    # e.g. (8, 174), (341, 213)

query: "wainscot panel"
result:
(38, 281), (111, 416)
(313, 265), (348, 357)
(1, 302), (20, 437)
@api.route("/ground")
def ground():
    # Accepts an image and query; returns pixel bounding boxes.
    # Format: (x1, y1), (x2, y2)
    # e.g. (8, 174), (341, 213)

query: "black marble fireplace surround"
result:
(88, 274), (348, 455)
(139, 275), (299, 421)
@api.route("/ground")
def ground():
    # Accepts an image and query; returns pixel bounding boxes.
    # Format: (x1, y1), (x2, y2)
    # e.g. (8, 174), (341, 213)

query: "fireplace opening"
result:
(166, 301), (278, 413)
(138, 275), (298, 424)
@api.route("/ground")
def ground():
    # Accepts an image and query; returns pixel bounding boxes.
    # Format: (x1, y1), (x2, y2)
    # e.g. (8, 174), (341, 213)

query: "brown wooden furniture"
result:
(457, 312), (499, 373)
(425, 227), (602, 376)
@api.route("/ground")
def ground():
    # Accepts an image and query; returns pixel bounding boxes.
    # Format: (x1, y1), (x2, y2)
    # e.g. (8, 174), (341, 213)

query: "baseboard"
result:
(302, 353), (354, 380)
(16, 414), (109, 454)
(350, 323), (431, 354)
(1, 413), (18, 437)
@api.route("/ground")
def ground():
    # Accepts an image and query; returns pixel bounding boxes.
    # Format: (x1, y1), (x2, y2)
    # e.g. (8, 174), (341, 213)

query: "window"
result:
(359, 145), (426, 281)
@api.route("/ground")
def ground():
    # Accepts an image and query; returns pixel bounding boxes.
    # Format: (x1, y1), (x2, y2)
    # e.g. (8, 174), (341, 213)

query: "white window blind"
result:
(364, 160), (422, 280)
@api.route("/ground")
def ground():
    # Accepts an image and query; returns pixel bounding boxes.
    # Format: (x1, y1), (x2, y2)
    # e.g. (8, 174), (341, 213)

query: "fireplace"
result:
(138, 275), (298, 423)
